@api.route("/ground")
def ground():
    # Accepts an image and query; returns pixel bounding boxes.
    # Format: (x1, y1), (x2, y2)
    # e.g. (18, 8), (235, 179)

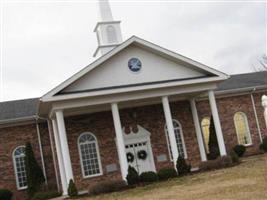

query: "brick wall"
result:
(196, 91), (267, 156)
(64, 101), (200, 191)
(0, 122), (57, 200)
(1, 91), (266, 199)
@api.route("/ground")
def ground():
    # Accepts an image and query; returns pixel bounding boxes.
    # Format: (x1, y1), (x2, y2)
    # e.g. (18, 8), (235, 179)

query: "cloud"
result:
(0, 1), (266, 101)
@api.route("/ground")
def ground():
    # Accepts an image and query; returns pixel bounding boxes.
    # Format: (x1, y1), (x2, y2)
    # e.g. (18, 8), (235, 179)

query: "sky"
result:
(0, 0), (266, 101)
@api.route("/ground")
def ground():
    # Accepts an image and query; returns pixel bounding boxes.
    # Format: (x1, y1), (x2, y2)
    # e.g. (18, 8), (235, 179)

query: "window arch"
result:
(13, 146), (27, 190)
(78, 132), (102, 178)
(201, 117), (210, 153)
(165, 119), (187, 160)
(234, 112), (252, 145)
(106, 25), (117, 43)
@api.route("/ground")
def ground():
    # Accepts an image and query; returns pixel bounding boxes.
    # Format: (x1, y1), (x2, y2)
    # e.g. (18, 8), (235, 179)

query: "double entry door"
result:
(125, 141), (154, 174)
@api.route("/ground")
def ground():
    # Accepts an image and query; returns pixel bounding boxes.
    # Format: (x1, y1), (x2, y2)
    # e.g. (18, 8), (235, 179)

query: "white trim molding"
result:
(77, 132), (103, 179)
(13, 146), (27, 190)
(234, 112), (252, 146)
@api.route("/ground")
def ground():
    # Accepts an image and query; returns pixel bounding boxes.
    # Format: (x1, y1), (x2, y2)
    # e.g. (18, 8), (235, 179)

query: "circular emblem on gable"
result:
(128, 58), (142, 72)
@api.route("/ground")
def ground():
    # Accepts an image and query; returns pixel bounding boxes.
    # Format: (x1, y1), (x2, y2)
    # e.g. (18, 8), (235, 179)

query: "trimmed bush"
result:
(139, 171), (158, 183)
(259, 138), (267, 152)
(157, 168), (177, 180)
(233, 145), (246, 157)
(199, 156), (233, 171)
(126, 166), (139, 185)
(31, 191), (61, 200)
(25, 142), (45, 197)
(230, 150), (240, 164)
(67, 179), (78, 197)
(89, 180), (127, 195)
(176, 156), (191, 176)
(0, 189), (13, 200)
(208, 117), (220, 160)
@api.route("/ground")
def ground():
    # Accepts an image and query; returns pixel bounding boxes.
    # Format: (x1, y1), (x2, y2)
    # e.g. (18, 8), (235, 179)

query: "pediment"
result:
(42, 36), (228, 101)
(60, 44), (211, 94)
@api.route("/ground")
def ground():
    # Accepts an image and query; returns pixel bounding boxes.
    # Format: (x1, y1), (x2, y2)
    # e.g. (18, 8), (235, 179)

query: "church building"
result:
(1, 1), (267, 199)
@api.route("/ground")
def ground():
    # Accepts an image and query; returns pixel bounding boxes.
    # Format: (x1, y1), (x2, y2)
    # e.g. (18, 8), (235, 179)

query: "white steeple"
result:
(93, 0), (123, 58)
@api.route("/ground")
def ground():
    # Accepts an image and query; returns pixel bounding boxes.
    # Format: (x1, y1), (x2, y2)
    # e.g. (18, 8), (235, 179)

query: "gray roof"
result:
(217, 71), (267, 91)
(0, 71), (267, 122)
(0, 98), (39, 121)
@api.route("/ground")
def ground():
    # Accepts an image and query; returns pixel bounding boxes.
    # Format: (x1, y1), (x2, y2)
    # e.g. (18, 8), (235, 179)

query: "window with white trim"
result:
(234, 112), (252, 145)
(78, 133), (102, 178)
(165, 119), (187, 160)
(201, 117), (210, 153)
(13, 146), (27, 190)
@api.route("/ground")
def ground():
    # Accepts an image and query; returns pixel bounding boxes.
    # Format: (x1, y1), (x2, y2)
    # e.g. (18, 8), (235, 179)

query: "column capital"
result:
(262, 95), (267, 107)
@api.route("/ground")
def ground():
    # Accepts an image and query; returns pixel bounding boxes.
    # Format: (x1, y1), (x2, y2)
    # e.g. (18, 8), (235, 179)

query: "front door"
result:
(125, 141), (154, 174)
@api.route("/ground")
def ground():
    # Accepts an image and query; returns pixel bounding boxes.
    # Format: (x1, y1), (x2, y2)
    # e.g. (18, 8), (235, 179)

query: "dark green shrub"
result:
(139, 171), (158, 183)
(176, 156), (191, 176)
(259, 138), (267, 152)
(67, 179), (78, 197)
(199, 156), (233, 171)
(126, 166), (139, 185)
(230, 150), (239, 164)
(89, 180), (127, 195)
(30, 191), (61, 200)
(233, 145), (246, 157)
(208, 117), (220, 160)
(0, 189), (13, 200)
(157, 168), (177, 180)
(25, 142), (45, 197)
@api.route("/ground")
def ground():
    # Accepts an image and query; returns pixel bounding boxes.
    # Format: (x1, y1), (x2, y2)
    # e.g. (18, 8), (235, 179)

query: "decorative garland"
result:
(137, 150), (147, 160)
(126, 152), (134, 163)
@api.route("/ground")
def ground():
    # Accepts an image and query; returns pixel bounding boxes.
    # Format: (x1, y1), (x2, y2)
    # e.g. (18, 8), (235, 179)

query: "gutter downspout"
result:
(250, 88), (263, 143)
(35, 118), (48, 185)
(46, 119), (60, 192)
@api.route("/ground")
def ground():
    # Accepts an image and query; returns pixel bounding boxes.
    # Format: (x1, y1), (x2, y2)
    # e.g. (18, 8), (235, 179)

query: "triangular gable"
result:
(41, 36), (228, 101)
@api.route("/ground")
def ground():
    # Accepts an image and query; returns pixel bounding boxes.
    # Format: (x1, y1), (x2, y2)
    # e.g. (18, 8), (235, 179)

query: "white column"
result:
(51, 119), (68, 195)
(111, 103), (128, 180)
(162, 96), (179, 167)
(55, 110), (74, 185)
(262, 95), (267, 129)
(190, 98), (207, 161)
(208, 90), (227, 156)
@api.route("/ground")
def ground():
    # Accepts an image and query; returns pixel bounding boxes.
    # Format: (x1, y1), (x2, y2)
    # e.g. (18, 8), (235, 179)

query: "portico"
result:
(38, 35), (229, 194)
(45, 87), (226, 194)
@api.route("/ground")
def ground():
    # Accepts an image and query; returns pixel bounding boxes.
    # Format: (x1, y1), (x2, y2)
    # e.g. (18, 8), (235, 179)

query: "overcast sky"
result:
(0, 0), (266, 101)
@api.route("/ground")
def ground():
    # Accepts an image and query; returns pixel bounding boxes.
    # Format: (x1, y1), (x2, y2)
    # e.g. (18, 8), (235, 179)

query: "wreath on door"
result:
(126, 152), (134, 163)
(137, 150), (147, 160)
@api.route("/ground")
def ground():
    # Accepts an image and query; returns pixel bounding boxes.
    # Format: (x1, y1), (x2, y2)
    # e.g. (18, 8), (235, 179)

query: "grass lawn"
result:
(78, 154), (267, 200)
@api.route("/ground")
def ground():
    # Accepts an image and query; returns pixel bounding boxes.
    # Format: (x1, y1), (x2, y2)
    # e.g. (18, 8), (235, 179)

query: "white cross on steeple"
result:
(93, 0), (123, 58)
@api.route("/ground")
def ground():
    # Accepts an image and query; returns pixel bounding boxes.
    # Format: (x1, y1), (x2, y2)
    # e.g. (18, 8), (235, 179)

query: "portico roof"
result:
(40, 36), (228, 102)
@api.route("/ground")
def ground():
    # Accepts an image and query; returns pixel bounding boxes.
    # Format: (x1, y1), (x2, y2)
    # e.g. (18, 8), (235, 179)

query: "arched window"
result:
(201, 117), (210, 153)
(234, 112), (252, 145)
(13, 146), (27, 189)
(106, 25), (117, 43)
(78, 133), (102, 178)
(165, 119), (187, 160)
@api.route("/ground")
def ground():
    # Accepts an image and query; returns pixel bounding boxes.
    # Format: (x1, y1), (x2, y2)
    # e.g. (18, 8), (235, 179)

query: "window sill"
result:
(83, 172), (103, 179)
(17, 186), (27, 191)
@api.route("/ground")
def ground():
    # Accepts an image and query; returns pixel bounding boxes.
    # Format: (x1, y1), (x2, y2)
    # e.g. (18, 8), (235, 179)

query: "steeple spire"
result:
(93, 0), (123, 58)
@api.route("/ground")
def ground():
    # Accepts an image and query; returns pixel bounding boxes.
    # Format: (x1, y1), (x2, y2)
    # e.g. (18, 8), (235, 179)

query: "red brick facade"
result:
(0, 91), (266, 199)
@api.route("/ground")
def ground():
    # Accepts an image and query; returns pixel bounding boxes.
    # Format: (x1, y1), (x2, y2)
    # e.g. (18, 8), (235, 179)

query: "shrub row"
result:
(0, 189), (13, 200)
(199, 155), (233, 171)
(30, 191), (61, 200)
(89, 180), (127, 195)
(260, 138), (267, 152)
